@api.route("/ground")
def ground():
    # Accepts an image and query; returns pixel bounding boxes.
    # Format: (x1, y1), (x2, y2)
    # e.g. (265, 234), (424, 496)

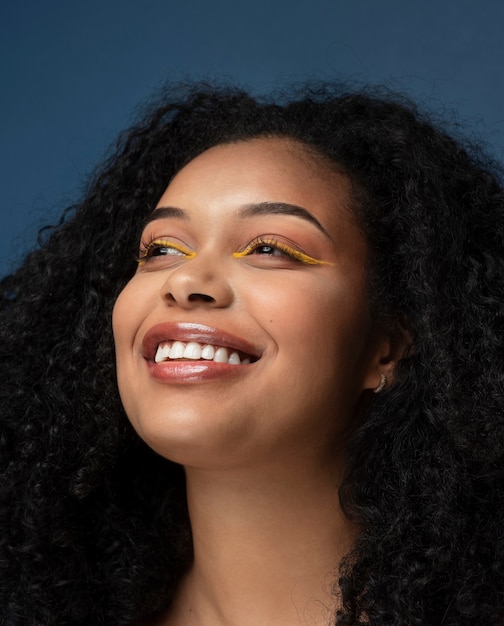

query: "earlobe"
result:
(373, 373), (388, 394)
(364, 320), (413, 393)
(363, 342), (396, 393)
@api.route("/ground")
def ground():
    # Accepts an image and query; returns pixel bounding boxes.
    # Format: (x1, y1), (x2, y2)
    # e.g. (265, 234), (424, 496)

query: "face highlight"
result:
(112, 138), (390, 471)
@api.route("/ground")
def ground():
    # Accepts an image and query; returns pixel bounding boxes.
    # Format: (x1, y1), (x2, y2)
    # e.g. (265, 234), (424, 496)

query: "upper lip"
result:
(141, 322), (263, 361)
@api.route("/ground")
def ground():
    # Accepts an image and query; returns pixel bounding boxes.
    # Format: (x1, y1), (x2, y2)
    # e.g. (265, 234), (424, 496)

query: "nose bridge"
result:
(160, 250), (234, 308)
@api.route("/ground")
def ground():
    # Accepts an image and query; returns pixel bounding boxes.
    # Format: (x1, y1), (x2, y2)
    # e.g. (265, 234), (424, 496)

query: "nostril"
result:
(188, 293), (215, 303)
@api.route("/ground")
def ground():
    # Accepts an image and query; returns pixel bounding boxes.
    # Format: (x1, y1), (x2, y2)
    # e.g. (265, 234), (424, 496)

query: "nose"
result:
(161, 256), (234, 309)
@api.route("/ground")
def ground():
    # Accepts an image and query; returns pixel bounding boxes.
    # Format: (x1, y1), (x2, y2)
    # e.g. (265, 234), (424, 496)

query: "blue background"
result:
(1, 0), (503, 276)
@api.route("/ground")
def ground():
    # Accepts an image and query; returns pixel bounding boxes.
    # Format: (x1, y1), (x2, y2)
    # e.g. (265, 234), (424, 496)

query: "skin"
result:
(113, 138), (397, 625)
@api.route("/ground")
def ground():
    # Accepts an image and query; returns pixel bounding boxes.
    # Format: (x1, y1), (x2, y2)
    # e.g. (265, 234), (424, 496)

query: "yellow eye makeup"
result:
(136, 235), (331, 267)
(232, 237), (331, 265)
(137, 238), (196, 266)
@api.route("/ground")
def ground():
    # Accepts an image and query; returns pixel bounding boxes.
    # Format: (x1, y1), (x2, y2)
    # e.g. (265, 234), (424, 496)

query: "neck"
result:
(165, 457), (355, 626)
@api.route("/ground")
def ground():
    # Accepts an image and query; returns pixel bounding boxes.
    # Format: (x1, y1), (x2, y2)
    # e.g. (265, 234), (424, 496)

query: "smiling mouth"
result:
(154, 341), (255, 365)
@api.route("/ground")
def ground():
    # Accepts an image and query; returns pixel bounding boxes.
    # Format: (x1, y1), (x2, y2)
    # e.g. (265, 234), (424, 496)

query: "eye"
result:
(236, 237), (302, 262)
(233, 237), (329, 266)
(137, 238), (195, 266)
(249, 242), (293, 258)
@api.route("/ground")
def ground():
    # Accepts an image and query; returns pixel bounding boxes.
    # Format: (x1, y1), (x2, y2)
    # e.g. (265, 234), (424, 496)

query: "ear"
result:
(363, 320), (412, 393)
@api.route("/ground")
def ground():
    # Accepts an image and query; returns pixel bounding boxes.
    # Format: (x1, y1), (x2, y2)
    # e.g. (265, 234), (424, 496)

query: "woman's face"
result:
(113, 138), (388, 471)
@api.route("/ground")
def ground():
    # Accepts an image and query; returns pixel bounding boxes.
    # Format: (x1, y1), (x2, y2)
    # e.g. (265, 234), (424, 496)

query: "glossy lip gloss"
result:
(141, 322), (262, 384)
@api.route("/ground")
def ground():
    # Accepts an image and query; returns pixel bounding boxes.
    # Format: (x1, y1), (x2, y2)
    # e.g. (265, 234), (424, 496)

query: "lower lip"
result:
(148, 360), (251, 383)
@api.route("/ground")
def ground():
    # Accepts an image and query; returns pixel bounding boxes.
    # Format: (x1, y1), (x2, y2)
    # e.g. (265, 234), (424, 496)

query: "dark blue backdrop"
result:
(2, 0), (503, 275)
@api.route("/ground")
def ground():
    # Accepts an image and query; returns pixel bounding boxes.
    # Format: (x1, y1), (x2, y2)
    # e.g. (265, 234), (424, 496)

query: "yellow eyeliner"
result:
(232, 240), (331, 265)
(137, 239), (196, 266)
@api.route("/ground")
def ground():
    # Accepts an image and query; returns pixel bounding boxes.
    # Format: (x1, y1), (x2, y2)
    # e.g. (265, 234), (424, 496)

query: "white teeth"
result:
(154, 343), (171, 363)
(228, 351), (241, 365)
(213, 347), (229, 363)
(170, 341), (185, 359)
(153, 341), (252, 365)
(183, 341), (202, 359)
(201, 344), (215, 360)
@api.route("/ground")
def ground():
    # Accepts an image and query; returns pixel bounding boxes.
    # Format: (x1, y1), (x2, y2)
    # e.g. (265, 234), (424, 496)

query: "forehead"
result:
(158, 138), (356, 232)
(170, 137), (343, 188)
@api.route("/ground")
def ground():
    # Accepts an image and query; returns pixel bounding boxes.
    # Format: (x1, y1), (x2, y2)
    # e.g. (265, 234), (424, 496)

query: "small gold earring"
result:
(373, 373), (387, 394)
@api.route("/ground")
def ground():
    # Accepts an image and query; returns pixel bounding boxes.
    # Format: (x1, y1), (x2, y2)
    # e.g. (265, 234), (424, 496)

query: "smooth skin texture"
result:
(113, 138), (397, 625)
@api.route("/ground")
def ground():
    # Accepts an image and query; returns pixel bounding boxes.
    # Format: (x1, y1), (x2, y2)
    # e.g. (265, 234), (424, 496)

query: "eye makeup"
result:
(136, 234), (331, 267)
(233, 236), (331, 266)
(137, 238), (197, 266)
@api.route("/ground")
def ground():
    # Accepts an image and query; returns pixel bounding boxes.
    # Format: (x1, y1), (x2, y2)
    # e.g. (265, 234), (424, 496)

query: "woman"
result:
(1, 83), (503, 625)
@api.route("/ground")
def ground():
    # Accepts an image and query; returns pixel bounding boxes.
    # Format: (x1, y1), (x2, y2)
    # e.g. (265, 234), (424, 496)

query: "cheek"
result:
(257, 275), (373, 385)
(111, 287), (132, 350)
(112, 277), (151, 345)
(111, 279), (149, 397)
(111, 288), (134, 390)
(253, 275), (367, 342)
(112, 283), (146, 424)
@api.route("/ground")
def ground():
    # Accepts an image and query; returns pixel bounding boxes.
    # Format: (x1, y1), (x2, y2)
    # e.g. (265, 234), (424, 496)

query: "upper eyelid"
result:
(138, 234), (193, 252)
(236, 234), (305, 253)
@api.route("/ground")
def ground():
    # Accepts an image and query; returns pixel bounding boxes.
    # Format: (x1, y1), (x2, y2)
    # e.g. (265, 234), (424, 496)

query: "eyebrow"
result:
(143, 202), (332, 240)
(239, 202), (332, 240)
(141, 206), (188, 229)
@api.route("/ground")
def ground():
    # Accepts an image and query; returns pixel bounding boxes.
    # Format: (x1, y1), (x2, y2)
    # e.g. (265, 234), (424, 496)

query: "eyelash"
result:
(136, 237), (195, 265)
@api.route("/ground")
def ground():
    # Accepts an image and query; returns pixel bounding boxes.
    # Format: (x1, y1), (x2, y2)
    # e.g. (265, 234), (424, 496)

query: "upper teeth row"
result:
(154, 341), (250, 365)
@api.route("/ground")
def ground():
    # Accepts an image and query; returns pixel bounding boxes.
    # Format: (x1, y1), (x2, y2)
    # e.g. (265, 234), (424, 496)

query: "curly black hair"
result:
(1, 82), (503, 625)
